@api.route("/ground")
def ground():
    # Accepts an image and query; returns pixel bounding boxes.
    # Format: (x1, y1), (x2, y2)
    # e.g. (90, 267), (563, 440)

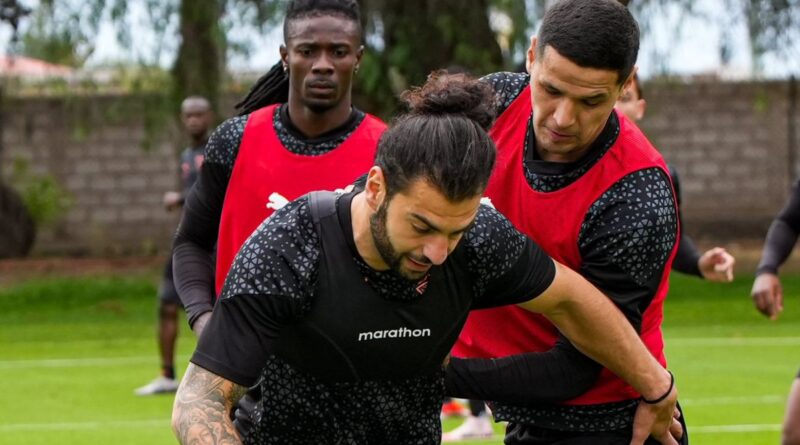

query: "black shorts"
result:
(158, 256), (183, 307)
(504, 401), (689, 445)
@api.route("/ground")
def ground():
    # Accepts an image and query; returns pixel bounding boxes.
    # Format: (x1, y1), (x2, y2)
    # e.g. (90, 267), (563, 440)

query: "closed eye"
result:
(412, 225), (432, 234)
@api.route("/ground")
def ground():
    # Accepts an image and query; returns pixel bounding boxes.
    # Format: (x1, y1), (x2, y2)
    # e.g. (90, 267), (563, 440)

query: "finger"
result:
(669, 417), (684, 440)
(768, 285), (783, 318)
(753, 292), (770, 315)
(775, 289), (784, 317)
(652, 430), (679, 445)
(673, 407), (681, 419)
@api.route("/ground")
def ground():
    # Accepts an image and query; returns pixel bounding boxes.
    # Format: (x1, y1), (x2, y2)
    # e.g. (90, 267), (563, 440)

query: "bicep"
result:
(176, 363), (247, 410)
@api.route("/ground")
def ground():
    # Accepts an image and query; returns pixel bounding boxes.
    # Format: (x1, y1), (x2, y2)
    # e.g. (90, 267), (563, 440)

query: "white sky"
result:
(1, 0), (797, 79)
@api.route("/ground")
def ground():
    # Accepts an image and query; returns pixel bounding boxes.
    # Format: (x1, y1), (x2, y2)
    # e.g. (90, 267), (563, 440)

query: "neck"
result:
(536, 144), (592, 163)
(287, 98), (352, 139)
(190, 135), (208, 147)
(350, 192), (390, 271)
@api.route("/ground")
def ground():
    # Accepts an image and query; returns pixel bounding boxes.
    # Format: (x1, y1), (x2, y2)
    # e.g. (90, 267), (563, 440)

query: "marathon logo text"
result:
(357, 327), (431, 341)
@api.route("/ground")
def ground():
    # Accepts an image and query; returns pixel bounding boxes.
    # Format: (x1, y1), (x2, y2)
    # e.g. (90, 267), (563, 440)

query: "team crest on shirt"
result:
(415, 274), (430, 294)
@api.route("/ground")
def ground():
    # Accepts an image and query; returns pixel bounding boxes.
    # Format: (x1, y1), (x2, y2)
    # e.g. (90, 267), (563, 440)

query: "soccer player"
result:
(449, 1), (687, 443)
(616, 74), (735, 282)
(750, 181), (800, 445)
(135, 96), (212, 396)
(171, 72), (679, 445)
(172, 0), (385, 337)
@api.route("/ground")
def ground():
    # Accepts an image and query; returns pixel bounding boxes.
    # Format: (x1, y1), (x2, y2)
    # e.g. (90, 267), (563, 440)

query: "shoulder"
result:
(461, 203), (528, 265)
(204, 114), (250, 169)
(580, 167), (678, 284)
(586, 168), (676, 223)
(220, 196), (320, 300)
(480, 72), (530, 115)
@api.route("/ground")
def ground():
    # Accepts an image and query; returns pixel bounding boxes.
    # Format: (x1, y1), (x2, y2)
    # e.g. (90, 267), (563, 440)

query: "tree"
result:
(172, 0), (223, 112)
(626, 0), (800, 76)
(358, 0), (529, 114)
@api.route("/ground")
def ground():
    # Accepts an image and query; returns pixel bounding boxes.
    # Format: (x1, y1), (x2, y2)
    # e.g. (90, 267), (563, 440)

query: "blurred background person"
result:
(135, 96), (213, 396)
(750, 180), (800, 445)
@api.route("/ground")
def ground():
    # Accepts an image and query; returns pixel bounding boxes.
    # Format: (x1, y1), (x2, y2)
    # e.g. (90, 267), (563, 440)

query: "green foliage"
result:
(489, 0), (533, 65)
(14, 1), (106, 67)
(8, 157), (72, 227)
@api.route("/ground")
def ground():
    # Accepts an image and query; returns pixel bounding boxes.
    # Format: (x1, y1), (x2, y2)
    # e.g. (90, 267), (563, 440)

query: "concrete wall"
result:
(1, 94), (182, 255)
(1, 79), (798, 255)
(640, 79), (799, 241)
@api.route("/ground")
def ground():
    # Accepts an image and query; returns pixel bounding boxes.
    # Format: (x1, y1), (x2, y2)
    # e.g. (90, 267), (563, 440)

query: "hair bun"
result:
(400, 70), (496, 131)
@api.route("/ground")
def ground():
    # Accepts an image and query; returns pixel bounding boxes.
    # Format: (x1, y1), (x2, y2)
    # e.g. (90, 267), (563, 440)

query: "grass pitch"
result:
(0, 265), (797, 444)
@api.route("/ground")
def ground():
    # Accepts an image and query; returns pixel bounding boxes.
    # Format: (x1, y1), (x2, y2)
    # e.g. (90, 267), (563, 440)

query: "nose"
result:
(553, 99), (576, 129)
(312, 53), (334, 74)
(422, 235), (450, 266)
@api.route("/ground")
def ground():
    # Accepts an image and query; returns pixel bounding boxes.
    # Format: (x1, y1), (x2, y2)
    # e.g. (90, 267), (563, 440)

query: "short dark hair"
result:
(236, 0), (362, 115)
(375, 71), (497, 202)
(283, 0), (362, 41)
(537, 0), (639, 84)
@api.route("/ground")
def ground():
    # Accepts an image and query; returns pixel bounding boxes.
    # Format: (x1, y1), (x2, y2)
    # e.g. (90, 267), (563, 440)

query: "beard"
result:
(370, 202), (429, 281)
(370, 202), (402, 272)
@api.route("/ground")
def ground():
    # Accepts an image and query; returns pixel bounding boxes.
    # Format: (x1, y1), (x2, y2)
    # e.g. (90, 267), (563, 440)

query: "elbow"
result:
(171, 415), (181, 443)
(171, 400), (185, 443)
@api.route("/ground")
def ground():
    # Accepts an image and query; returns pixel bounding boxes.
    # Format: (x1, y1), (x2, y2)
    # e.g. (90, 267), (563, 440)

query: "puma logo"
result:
(266, 192), (289, 211)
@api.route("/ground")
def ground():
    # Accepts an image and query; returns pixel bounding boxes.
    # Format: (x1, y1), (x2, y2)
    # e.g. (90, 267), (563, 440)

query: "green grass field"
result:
(0, 265), (798, 444)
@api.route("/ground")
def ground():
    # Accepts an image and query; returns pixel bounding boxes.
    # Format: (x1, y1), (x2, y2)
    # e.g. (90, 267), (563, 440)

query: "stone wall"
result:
(640, 79), (799, 241)
(1, 94), (182, 255)
(1, 79), (798, 255)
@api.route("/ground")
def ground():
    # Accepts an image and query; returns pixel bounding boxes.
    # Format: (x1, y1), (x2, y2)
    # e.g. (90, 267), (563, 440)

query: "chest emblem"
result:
(266, 192), (289, 211)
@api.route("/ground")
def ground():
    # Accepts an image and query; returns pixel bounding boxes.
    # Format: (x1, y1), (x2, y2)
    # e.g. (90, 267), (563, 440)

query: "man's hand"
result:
(751, 273), (783, 320)
(163, 191), (183, 211)
(698, 247), (735, 282)
(192, 312), (213, 337)
(630, 379), (680, 445)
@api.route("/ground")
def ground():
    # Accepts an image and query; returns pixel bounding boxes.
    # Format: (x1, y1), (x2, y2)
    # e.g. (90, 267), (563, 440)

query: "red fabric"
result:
(215, 105), (385, 295)
(453, 86), (677, 405)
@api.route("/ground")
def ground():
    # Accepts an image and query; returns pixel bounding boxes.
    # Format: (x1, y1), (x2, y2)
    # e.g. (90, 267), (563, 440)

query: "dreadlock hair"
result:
(235, 0), (362, 116)
(235, 61), (289, 116)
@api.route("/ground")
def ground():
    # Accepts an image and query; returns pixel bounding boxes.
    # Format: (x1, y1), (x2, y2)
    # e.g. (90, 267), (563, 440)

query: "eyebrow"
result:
(411, 213), (473, 235)
(540, 79), (608, 101)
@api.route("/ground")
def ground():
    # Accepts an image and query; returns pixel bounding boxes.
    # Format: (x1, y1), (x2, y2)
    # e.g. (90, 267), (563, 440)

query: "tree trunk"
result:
(171, 0), (223, 113)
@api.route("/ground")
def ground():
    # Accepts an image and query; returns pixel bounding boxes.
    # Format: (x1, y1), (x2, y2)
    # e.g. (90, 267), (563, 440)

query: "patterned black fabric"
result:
(194, 191), (555, 443)
(496, 399), (639, 432)
(204, 104), (365, 173)
(244, 356), (443, 445)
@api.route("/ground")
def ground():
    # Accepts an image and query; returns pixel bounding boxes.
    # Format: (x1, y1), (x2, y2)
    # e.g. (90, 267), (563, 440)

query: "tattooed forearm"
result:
(172, 363), (249, 445)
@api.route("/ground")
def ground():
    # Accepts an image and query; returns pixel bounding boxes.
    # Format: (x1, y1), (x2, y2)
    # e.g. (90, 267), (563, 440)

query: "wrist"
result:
(641, 370), (674, 404)
(755, 266), (778, 277)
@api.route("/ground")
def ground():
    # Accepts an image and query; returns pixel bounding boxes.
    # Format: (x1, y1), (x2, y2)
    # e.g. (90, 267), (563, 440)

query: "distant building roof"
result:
(0, 55), (75, 78)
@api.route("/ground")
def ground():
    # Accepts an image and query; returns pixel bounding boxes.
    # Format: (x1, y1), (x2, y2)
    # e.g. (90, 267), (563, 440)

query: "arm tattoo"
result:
(172, 363), (248, 445)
